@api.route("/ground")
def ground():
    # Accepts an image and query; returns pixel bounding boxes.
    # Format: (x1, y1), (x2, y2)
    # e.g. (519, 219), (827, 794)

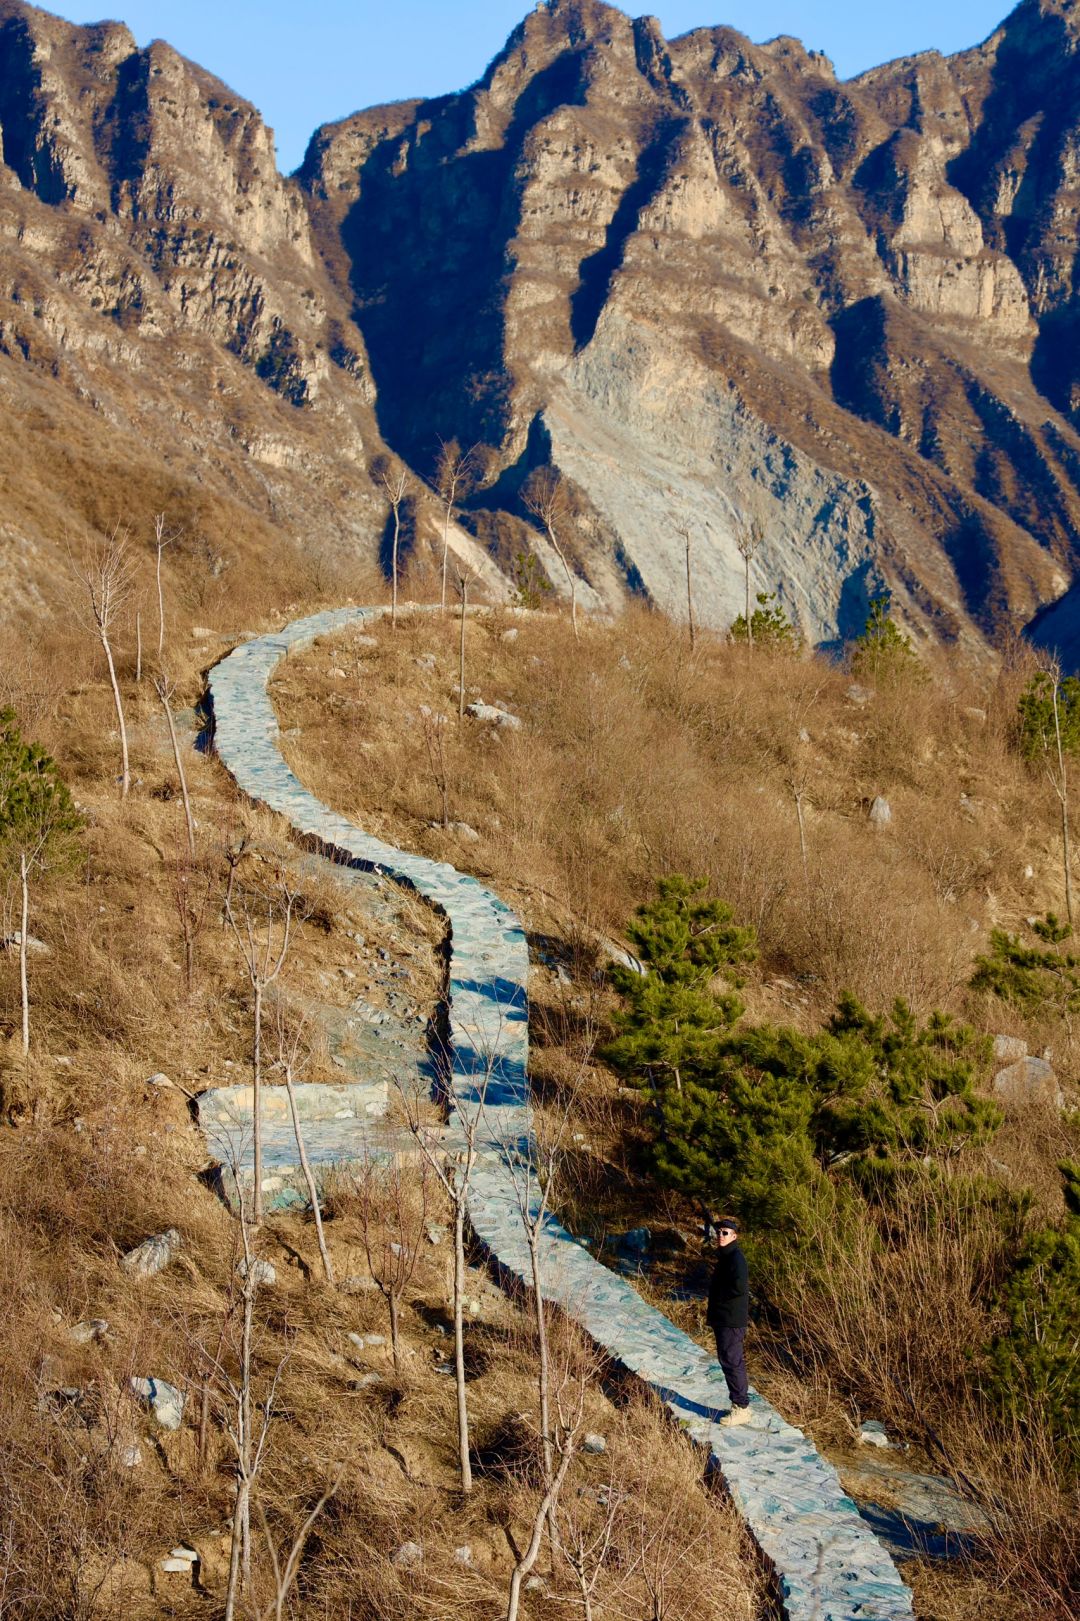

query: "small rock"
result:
(846, 683), (875, 705)
(69, 1318), (109, 1345)
(350, 1372), (382, 1389)
(525, 1575), (545, 1592)
(130, 1376), (185, 1430)
(169, 1547), (198, 1564)
(415, 654), (437, 670)
(146, 1072), (173, 1089)
(119, 1228), (181, 1279)
(392, 1541), (423, 1571)
(501, 627), (519, 641)
(618, 1226), (651, 1256)
(992, 1034), (1028, 1063)
(425, 1222), (447, 1246)
(237, 1258), (277, 1289)
(159, 1557), (193, 1575)
(353, 634), (378, 648)
(190, 626), (215, 640)
(993, 1056), (1062, 1110)
(465, 700), (522, 730)
(119, 1443), (143, 1469)
(454, 1544), (472, 1565)
(1, 931), (50, 955)
(797, 727), (811, 744)
(868, 796), (892, 827)
(964, 707), (987, 723)
(581, 1432), (607, 1455)
(859, 1421), (893, 1449)
(450, 821), (481, 842)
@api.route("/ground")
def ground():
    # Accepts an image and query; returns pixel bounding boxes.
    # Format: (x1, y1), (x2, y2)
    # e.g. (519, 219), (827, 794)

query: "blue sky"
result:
(46, 1), (1014, 172)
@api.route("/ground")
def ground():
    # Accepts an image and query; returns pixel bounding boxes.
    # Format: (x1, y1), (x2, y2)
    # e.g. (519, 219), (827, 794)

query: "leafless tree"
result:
(135, 603), (143, 684)
(153, 672), (196, 860)
(456, 569), (473, 721)
(677, 524), (695, 649)
(379, 464), (410, 629)
(435, 438), (477, 612)
(171, 838), (215, 998)
(151, 512), (183, 662)
(734, 507), (765, 648)
(271, 1002), (335, 1286)
(524, 469), (579, 641)
(217, 1191), (291, 1621)
(555, 1447), (622, 1621)
(255, 1470), (342, 1621)
(420, 707), (451, 830)
(1032, 656), (1076, 928)
(225, 874), (301, 1223)
(354, 1154), (431, 1367)
(72, 527), (135, 798)
(506, 1339), (591, 1621)
(398, 1072), (483, 1494)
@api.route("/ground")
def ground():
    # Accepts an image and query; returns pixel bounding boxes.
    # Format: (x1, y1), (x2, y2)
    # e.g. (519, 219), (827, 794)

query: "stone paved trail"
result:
(207, 606), (916, 1621)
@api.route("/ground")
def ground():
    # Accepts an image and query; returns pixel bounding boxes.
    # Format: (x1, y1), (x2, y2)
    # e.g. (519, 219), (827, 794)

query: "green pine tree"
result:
(0, 709), (80, 854)
(850, 594), (921, 683)
(984, 1162), (1080, 1473)
(730, 592), (802, 653)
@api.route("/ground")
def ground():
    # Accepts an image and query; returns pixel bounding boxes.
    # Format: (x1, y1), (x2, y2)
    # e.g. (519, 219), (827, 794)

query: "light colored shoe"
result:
(718, 1405), (753, 1428)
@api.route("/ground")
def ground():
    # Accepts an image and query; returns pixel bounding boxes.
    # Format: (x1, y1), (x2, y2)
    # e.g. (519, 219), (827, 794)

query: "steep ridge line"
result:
(207, 606), (916, 1621)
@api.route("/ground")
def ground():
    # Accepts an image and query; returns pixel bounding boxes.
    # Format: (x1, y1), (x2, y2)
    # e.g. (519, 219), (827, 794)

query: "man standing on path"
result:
(707, 1215), (752, 1427)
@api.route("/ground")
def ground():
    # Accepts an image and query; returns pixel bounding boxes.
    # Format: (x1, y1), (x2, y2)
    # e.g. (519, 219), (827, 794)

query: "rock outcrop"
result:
(3, 0), (1080, 656)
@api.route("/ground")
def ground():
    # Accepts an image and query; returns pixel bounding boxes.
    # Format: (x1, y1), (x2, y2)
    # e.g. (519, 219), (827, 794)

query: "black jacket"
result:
(707, 1242), (749, 1330)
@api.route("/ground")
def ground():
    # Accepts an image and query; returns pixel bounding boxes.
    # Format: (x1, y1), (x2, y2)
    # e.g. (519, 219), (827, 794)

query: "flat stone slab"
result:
(207, 606), (916, 1621)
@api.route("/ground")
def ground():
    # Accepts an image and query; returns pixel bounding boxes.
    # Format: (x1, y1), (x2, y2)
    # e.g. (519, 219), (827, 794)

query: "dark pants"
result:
(713, 1324), (749, 1408)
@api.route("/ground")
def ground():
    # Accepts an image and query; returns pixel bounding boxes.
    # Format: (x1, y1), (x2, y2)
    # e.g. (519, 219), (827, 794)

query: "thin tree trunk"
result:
(19, 851), (29, 1057)
(100, 629), (130, 799)
(452, 1195), (472, 1492)
(1052, 681), (1074, 927)
(527, 1227), (559, 1561)
(157, 680), (196, 859)
(546, 523), (578, 642)
(252, 981), (264, 1224)
(744, 555), (753, 649)
(685, 533), (695, 650)
(282, 1063), (335, 1285)
(505, 1441), (575, 1621)
(794, 787), (809, 889)
(135, 610), (142, 684)
(389, 1291), (400, 1368)
(391, 509), (400, 629)
(441, 506), (451, 612)
(156, 545), (166, 661)
(458, 579), (468, 721)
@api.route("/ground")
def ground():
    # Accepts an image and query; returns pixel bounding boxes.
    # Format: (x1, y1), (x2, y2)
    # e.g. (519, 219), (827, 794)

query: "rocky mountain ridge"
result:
(2, 0), (1080, 656)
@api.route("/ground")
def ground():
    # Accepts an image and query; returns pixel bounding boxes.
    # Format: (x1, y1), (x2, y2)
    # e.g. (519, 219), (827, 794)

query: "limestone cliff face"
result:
(302, 0), (1080, 653)
(3, 0), (1080, 657)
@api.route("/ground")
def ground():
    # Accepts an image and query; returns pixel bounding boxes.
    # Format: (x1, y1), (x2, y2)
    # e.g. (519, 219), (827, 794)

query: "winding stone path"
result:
(207, 607), (916, 1621)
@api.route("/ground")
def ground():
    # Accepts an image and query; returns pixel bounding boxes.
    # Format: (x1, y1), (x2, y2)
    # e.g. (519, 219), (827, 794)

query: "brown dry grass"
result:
(0, 595), (764, 1616)
(272, 604), (1080, 1618)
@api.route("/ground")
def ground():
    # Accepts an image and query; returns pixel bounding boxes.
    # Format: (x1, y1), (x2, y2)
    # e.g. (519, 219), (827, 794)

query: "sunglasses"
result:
(718, 1228), (737, 1236)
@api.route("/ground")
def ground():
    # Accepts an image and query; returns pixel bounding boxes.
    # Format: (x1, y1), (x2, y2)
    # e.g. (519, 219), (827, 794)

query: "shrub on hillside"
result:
(730, 592), (802, 652)
(984, 1163), (1080, 1474)
(971, 914), (1080, 1015)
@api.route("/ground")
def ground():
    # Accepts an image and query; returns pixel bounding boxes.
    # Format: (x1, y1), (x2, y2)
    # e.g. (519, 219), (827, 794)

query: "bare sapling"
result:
(506, 1334), (592, 1621)
(505, 1079), (581, 1568)
(420, 707), (451, 830)
(135, 603), (142, 683)
(72, 526), (135, 798)
(255, 1469), (342, 1621)
(435, 438), (477, 611)
(225, 873), (301, 1223)
(735, 508), (764, 649)
(524, 469), (579, 640)
(354, 1154), (431, 1367)
(271, 1001), (335, 1286)
(1046, 657), (1073, 928)
(153, 671), (196, 859)
(398, 1070), (483, 1493)
(171, 837), (214, 997)
(216, 1183), (292, 1621)
(151, 511), (183, 661)
(677, 524), (695, 649)
(379, 464), (410, 629)
(556, 1438), (622, 1621)
(456, 569), (471, 721)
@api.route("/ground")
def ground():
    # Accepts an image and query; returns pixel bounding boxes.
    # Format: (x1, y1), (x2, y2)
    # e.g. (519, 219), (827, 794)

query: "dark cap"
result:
(716, 1215), (740, 1233)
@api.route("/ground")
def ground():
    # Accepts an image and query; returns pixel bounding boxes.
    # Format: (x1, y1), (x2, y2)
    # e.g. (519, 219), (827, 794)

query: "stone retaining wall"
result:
(207, 607), (916, 1621)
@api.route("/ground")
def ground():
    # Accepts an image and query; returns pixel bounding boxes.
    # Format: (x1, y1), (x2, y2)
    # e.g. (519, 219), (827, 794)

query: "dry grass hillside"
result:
(0, 582), (763, 1619)
(273, 601), (1080, 1621)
